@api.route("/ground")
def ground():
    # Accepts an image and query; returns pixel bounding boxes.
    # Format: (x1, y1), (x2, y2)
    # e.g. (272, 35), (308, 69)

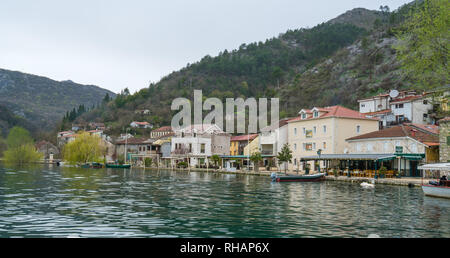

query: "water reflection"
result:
(0, 163), (449, 238)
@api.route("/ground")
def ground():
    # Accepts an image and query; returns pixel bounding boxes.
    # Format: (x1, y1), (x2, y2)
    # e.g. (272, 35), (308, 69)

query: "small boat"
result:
(418, 163), (450, 199)
(271, 172), (325, 182)
(105, 163), (131, 169)
(80, 162), (104, 169)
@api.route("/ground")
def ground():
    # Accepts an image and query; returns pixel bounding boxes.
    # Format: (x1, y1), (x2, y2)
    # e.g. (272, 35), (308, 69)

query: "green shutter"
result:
(447, 136), (450, 145)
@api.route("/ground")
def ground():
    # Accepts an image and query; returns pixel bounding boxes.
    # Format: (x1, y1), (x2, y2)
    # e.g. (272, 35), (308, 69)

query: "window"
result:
(313, 143), (316, 150)
(423, 113), (428, 120)
(356, 125), (361, 133)
(356, 143), (362, 152)
(423, 100), (428, 105)
(200, 143), (205, 153)
(323, 125), (327, 133)
(323, 142), (327, 149)
(367, 143), (373, 152)
(302, 113), (307, 119)
(395, 103), (404, 109)
(361, 104), (365, 108)
(447, 136), (450, 146)
(193, 133), (197, 137)
(303, 128), (306, 134)
(181, 132), (185, 137)
(306, 130), (313, 138)
(313, 126), (316, 134)
(384, 141), (389, 152)
(313, 111), (319, 118)
(294, 159), (297, 165)
(189, 143), (192, 153)
(294, 128), (297, 135)
(305, 143), (313, 151)
(294, 143), (297, 150)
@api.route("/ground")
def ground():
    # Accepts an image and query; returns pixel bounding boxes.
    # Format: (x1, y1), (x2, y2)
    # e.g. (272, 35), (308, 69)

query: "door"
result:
(410, 161), (419, 177)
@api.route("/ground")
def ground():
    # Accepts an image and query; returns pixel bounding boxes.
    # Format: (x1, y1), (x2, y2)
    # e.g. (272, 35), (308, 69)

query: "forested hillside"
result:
(72, 0), (448, 136)
(0, 68), (115, 135)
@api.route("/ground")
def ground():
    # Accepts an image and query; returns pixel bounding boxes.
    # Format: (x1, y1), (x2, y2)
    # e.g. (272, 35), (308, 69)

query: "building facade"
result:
(171, 124), (230, 167)
(439, 117), (450, 162)
(346, 124), (440, 177)
(287, 106), (379, 172)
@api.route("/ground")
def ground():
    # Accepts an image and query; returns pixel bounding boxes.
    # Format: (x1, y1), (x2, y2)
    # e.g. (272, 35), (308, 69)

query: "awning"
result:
(301, 154), (396, 161)
(418, 163), (450, 171)
(395, 153), (425, 160)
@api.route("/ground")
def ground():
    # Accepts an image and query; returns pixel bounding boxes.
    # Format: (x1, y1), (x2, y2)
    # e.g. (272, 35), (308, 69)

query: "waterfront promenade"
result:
(137, 166), (425, 187)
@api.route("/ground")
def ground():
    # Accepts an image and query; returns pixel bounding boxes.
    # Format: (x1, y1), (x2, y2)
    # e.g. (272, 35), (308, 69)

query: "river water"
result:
(0, 163), (448, 238)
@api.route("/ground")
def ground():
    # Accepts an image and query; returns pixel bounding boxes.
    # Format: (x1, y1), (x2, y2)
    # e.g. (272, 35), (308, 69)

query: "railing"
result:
(261, 150), (274, 155)
(172, 147), (191, 155)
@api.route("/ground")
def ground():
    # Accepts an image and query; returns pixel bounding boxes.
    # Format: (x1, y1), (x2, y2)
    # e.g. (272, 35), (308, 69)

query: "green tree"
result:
(211, 154), (221, 168)
(3, 127), (42, 164)
(249, 152), (263, 172)
(63, 132), (106, 164)
(277, 143), (292, 174)
(6, 126), (33, 149)
(394, 0), (449, 89)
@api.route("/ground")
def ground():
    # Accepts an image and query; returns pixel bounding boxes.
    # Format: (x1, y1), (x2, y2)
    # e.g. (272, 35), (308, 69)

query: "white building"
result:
(358, 90), (435, 128)
(130, 121), (153, 129)
(171, 124), (230, 167)
(389, 94), (434, 125)
(259, 118), (290, 166)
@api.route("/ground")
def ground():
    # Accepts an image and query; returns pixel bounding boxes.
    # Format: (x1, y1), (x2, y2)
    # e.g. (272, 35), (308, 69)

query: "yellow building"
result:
(229, 134), (258, 156)
(287, 106), (379, 172)
(243, 136), (260, 156)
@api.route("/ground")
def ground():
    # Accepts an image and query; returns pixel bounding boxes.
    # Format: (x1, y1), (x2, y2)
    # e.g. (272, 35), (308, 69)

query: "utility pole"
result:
(124, 128), (130, 164)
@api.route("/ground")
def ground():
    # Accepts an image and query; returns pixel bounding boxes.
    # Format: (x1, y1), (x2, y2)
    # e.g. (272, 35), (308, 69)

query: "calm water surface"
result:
(0, 163), (449, 238)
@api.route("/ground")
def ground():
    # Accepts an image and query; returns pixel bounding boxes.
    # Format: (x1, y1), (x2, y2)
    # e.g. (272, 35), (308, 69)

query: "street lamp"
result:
(124, 127), (130, 164)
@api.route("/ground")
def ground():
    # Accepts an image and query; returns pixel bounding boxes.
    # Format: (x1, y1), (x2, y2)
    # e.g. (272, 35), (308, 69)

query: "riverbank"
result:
(136, 166), (424, 187)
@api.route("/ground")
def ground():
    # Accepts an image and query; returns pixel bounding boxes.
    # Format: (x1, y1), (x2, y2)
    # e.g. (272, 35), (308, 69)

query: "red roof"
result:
(230, 134), (258, 142)
(364, 109), (392, 116)
(133, 121), (150, 125)
(390, 95), (426, 104)
(288, 105), (377, 122)
(346, 124), (439, 146)
(405, 123), (439, 135)
(152, 126), (172, 132)
(116, 138), (150, 145)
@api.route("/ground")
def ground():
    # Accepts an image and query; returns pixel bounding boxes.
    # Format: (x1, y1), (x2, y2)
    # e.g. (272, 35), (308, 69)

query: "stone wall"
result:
(439, 120), (450, 162)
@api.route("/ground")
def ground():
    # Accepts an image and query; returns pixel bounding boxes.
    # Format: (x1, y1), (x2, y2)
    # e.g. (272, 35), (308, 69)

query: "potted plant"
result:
(379, 166), (387, 179)
(333, 168), (338, 178)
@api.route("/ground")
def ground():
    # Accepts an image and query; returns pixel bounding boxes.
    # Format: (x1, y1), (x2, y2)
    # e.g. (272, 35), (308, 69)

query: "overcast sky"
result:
(0, 0), (411, 93)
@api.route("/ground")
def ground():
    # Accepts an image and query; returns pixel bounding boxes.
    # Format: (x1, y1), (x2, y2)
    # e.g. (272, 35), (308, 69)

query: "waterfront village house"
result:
(115, 137), (160, 165)
(150, 126), (173, 139)
(229, 134), (258, 156)
(346, 124), (440, 177)
(57, 131), (76, 146)
(35, 141), (59, 160)
(439, 117), (450, 162)
(130, 121), (153, 129)
(153, 134), (173, 168)
(135, 109), (150, 115)
(259, 118), (290, 167)
(171, 124), (230, 167)
(89, 122), (106, 131)
(358, 90), (435, 128)
(287, 105), (379, 172)
(71, 123), (86, 132)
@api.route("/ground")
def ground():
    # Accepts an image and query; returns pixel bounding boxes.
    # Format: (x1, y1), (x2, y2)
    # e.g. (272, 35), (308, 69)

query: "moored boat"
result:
(418, 163), (450, 199)
(105, 163), (131, 169)
(271, 172), (325, 182)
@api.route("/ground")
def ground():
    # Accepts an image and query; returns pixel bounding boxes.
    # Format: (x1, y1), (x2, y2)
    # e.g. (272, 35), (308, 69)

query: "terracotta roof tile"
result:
(288, 105), (376, 122)
(346, 124), (439, 145)
(230, 134), (258, 141)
